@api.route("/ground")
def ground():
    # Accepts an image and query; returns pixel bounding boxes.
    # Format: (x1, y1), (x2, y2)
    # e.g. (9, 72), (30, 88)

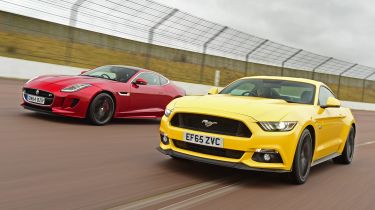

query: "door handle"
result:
(118, 92), (130, 96)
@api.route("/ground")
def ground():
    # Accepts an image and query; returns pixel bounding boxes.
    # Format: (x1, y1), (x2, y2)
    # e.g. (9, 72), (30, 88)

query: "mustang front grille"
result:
(170, 113), (251, 138)
(173, 140), (244, 159)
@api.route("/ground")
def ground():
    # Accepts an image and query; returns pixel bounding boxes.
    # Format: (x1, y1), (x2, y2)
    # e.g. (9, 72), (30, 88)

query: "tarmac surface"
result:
(0, 78), (374, 210)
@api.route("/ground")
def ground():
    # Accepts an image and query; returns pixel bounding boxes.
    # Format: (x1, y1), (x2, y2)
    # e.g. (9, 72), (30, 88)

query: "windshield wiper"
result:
(284, 100), (298, 103)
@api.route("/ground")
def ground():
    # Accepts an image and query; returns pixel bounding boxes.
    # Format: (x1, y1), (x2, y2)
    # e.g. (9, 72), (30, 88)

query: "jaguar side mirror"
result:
(133, 78), (148, 85)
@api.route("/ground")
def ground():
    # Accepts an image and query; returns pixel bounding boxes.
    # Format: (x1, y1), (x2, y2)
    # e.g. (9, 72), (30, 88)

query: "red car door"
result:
(128, 72), (165, 117)
(158, 75), (175, 109)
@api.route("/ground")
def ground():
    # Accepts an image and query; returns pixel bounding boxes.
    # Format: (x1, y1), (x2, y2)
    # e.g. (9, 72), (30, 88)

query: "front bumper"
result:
(21, 86), (98, 118)
(157, 147), (289, 173)
(159, 108), (303, 172)
(22, 103), (55, 115)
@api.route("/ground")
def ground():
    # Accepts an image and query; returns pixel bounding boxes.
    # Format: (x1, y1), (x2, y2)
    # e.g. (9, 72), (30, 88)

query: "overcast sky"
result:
(1, 0), (374, 71)
(154, 0), (375, 67)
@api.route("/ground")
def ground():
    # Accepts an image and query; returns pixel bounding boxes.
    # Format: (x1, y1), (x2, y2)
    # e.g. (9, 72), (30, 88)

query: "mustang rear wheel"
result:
(87, 93), (115, 125)
(333, 126), (355, 164)
(285, 129), (313, 185)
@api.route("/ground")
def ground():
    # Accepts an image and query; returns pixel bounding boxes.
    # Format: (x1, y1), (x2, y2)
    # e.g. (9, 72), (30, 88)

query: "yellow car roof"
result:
(242, 76), (322, 86)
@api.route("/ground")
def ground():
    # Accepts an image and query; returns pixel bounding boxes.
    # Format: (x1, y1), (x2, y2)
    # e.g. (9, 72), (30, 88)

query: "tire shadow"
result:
(157, 156), (342, 187)
(21, 112), (89, 125)
(111, 118), (160, 125)
(20, 112), (161, 125)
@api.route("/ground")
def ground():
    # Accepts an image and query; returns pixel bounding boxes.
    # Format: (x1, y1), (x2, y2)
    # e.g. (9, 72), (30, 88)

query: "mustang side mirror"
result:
(321, 97), (341, 108)
(80, 70), (88, 75)
(133, 78), (148, 85)
(208, 87), (219, 95)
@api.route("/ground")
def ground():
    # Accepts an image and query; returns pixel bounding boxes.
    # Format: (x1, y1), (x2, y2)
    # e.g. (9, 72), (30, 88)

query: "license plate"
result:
(183, 132), (224, 148)
(26, 94), (45, 104)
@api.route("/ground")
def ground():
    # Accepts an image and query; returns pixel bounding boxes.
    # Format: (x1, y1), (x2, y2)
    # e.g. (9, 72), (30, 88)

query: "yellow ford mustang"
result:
(158, 76), (356, 184)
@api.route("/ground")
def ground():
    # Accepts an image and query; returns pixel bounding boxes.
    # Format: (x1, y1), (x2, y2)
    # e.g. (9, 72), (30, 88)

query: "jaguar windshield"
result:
(82, 66), (138, 83)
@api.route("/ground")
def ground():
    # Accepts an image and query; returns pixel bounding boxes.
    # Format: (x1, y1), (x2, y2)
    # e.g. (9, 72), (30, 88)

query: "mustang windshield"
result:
(82, 66), (137, 83)
(220, 79), (316, 105)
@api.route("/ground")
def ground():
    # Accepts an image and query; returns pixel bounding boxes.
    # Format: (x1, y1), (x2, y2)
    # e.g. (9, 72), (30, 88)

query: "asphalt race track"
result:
(1, 78), (374, 210)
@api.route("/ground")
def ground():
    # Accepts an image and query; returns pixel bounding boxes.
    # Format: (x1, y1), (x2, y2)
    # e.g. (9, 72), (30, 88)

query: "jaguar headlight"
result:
(258, 121), (297, 132)
(164, 108), (173, 117)
(61, 84), (91, 92)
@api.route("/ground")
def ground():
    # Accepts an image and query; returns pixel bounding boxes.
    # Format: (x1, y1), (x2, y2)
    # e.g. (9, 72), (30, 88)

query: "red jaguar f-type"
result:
(21, 65), (186, 125)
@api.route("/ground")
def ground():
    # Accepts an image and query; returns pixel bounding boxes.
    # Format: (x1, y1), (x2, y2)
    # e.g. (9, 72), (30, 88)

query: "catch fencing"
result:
(0, 0), (374, 101)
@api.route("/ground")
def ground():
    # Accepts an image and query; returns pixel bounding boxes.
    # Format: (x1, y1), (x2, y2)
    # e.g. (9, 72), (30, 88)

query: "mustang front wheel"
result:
(286, 129), (313, 185)
(88, 93), (115, 125)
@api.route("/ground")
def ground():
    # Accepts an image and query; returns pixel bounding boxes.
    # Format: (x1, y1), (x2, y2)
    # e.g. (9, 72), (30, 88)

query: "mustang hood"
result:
(173, 95), (301, 121)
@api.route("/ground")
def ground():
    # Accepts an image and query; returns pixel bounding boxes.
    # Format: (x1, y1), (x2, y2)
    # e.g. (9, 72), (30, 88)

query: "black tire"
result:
(333, 126), (355, 164)
(87, 93), (115, 125)
(285, 129), (313, 185)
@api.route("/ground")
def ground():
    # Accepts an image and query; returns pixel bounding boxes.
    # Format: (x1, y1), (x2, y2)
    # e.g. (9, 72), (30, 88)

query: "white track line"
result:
(108, 178), (234, 210)
(157, 140), (375, 210)
(110, 140), (375, 210)
(355, 140), (375, 148)
(159, 182), (241, 210)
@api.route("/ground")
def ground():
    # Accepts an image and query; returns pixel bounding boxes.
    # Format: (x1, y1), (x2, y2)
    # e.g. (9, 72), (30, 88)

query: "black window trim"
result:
(318, 85), (337, 106)
(131, 72), (170, 86)
(131, 71), (161, 86)
(158, 74), (170, 86)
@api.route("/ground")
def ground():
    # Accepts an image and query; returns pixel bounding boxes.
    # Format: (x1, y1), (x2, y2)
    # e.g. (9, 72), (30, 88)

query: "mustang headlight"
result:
(258, 121), (297, 132)
(61, 84), (91, 92)
(164, 108), (173, 117)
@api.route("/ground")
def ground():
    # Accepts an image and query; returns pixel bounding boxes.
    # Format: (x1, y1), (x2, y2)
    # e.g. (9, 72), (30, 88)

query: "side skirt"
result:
(311, 153), (340, 167)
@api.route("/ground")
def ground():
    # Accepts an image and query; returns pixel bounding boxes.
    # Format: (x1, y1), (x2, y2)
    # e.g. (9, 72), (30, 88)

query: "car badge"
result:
(202, 120), (218, 127)
(36, 90), (39, 95)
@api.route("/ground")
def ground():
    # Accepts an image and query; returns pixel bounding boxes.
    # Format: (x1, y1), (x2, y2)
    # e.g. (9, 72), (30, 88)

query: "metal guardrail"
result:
(0, 0), (374, 101)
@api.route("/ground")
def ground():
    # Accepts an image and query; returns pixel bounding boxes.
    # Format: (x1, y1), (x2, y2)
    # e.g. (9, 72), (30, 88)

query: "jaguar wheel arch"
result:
(87, 91), (116, 125)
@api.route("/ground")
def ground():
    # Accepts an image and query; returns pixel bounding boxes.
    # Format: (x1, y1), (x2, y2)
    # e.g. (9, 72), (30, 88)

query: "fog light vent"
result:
(71, 98), (79, 107)
(160, 133), (169, 145)
(263, 153), (271, 162)
(252, 149), (283, 163)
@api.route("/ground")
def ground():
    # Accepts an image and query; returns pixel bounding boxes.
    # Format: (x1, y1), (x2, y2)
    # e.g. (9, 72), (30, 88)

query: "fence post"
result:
(311, 57), (332, 80)
(145, 9), (178, 69)
(281, 49), (302, 76)
(337, 64), (357, 98)
(244, 39), (268, 76)
(361, 72), (375, 102)
(214, 70), (221, 86)
(199, 26), (228, 83)
(65, 0), (87, 65)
